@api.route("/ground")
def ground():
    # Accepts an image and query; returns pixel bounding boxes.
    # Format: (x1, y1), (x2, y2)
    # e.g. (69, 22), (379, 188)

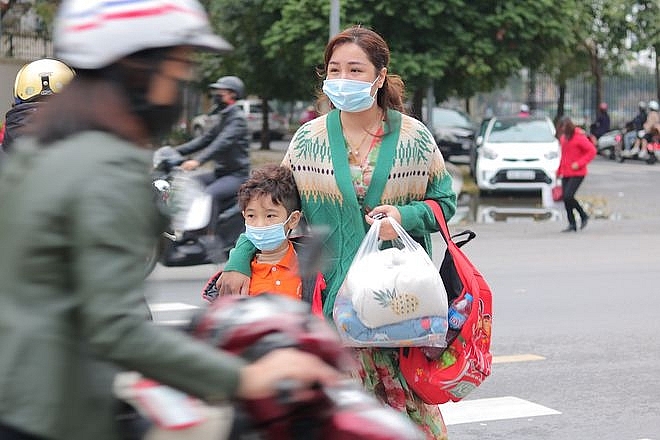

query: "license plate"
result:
(506, 170), (535, 180)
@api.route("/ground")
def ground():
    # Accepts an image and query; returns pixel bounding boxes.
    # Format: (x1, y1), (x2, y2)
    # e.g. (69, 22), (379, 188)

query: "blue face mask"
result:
(322, 77), (379, 112)
(245, 213), (294, 251)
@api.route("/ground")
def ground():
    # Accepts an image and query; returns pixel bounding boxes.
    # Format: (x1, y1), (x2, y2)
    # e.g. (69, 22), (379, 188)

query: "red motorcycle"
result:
(116, 294), (426, 440)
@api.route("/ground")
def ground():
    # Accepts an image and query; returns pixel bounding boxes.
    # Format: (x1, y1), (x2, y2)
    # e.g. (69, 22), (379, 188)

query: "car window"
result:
(486, 119), (556, 143)
(432, 108), (473, 129)
(478, 118), (491, 137)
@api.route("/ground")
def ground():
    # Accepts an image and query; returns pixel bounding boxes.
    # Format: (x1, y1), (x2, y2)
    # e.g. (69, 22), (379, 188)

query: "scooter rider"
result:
(0, 1), (339, 439)
(589, 102), (610, 144)
(2, 58), (75, 154)
(175, 75), (250, 232)
(636, 99), (660, 155)
(624, 101), (647, 151)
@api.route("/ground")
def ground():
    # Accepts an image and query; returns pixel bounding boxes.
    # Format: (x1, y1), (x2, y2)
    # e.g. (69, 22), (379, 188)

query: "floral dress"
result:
(347, 127), (449, 440)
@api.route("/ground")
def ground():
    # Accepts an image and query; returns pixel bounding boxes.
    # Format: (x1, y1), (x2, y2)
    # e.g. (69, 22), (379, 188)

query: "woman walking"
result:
(557, 116), (597, 232)
(218, 26), (456, 438)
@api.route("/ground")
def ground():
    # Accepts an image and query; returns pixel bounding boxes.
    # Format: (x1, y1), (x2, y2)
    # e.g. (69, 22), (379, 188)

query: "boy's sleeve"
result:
(223, 233), (257, 275)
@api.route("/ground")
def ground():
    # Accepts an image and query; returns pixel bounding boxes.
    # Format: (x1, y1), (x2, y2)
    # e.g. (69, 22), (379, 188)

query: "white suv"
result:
(190, 99), (288, 140)
(474, 116), (560, 193)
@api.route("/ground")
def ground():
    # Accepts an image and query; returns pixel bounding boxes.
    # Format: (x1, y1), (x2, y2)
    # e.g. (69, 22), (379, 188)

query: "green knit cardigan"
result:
(224, 109), (457, 318)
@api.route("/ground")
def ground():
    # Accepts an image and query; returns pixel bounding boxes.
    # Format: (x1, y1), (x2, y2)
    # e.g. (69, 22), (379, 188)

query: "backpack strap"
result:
(425, 199), (476, 248)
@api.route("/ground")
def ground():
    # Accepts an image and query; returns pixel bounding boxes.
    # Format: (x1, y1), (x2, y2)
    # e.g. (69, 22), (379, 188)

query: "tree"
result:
(202, 0), (321, 150)
(628, 1), (660, 100)
(261, 0), (578, 119)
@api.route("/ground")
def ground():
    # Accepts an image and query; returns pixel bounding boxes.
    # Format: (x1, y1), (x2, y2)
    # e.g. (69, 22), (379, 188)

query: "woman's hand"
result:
(235, 348), (342, 400)
(216, 271), (250, 296)
(365, 205), (401, 241)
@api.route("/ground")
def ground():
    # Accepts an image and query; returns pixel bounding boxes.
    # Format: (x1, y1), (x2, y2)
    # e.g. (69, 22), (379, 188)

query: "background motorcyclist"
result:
(589, 102), (610, 144)
(175, 75), (250, 232)
(624, 101), (647, 151)
(2, 58), (75, 153)
(636, 99), (660, 155)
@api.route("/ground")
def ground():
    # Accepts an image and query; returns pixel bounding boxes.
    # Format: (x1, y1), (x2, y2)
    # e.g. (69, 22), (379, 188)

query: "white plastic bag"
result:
(333, 218), (449, 348)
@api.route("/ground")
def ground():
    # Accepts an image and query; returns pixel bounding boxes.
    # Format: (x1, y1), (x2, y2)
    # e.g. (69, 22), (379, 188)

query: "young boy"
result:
(203, 165), (324, 313)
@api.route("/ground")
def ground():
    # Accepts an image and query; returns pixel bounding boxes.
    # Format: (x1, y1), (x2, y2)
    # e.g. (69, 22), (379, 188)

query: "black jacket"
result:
(177, 103), (250, 177)
(2, 101), (41, 153)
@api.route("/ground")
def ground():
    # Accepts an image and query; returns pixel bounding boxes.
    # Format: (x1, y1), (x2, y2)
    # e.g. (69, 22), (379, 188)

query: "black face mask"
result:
(213, 94), (227, 110)
(130, 80), (185, 142)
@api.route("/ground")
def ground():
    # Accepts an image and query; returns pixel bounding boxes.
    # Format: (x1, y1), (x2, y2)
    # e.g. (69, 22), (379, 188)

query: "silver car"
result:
(190, 99), (288, 140)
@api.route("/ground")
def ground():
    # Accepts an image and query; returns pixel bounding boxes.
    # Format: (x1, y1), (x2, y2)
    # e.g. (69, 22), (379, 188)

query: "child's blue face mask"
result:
(322, 77), (379, 112)
(245, 213), (295, 251)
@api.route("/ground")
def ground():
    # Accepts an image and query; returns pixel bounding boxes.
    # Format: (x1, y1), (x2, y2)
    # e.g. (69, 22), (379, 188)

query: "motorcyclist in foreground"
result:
(0, 1), (340, 439)
(175, 76), (250, 233)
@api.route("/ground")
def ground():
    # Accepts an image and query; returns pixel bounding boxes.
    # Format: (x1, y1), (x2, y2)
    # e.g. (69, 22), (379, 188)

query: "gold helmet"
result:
(13, 58), (75, 104)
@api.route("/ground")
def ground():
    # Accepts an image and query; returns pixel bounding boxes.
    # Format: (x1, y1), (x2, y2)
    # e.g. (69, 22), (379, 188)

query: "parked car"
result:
(428, 107), (476, 161)
(190, 99), (288, 140)
(472, 116), (560, 193)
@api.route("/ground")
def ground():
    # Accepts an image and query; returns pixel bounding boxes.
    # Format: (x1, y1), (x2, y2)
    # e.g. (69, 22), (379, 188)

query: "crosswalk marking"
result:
(157, 319), (190, 326)
(440, 396), (561, 426)
(149, 302), (200, 312)
(493, 353), (545, 364)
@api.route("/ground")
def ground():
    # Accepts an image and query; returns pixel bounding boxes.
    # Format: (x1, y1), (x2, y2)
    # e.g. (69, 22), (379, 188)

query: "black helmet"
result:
(209, 75), (244, 99)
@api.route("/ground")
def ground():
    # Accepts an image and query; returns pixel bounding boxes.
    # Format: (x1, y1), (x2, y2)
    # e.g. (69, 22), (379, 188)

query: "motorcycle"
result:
(614, 129), (659, 165)
(145, 146), (245, 275)
(593, 129), (621, 160)
(116, 293), (427, 440)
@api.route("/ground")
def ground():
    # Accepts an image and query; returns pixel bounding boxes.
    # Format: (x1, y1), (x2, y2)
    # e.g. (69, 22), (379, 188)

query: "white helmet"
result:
(649, 100), (659, 111)
(53, 0), (233, 69)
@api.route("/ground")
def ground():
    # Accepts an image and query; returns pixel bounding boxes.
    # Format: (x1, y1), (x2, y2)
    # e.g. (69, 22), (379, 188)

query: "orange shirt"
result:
(249, 241), (302, 300)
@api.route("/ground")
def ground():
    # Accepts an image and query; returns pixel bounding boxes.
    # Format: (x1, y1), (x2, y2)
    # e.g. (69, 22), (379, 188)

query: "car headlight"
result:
(544, 150), (559, 160)
(481, 147), (498, 160)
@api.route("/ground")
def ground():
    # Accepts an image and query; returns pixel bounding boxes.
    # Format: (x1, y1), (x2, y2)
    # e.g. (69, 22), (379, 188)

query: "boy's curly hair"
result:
(238, 164), (301, 214)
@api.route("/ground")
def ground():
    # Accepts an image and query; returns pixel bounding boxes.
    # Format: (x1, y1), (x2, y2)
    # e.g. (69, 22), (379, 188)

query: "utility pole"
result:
(329, 0), (340, 39)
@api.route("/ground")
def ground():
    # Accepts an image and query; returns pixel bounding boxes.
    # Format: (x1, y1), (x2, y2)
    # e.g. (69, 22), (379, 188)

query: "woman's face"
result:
(147, 46), (195, 105)
(326, 42), (386, 87)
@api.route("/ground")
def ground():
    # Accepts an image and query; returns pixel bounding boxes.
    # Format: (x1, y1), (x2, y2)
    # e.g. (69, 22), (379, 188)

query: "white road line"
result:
(157, 320), (190, 327)
(493, 354), (546, 364)
(439, 396), (561, 426)
(149, 302), (200, 312)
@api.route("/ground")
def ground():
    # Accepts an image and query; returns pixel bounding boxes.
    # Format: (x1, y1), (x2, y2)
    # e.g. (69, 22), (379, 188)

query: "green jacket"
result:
(0, 132), (245, 440)
(224, 109), (457, 318)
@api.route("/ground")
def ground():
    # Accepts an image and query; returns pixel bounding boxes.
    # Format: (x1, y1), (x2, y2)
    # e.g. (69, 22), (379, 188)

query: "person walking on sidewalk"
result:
(557, 116), (597, 232)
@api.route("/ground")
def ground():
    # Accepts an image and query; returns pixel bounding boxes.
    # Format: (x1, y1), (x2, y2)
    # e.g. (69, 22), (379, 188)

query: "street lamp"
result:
(329, 0), (339, 39)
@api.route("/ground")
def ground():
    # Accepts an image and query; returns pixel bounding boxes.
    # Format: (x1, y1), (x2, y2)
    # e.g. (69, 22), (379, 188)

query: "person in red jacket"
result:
(556, 116), (597, 232)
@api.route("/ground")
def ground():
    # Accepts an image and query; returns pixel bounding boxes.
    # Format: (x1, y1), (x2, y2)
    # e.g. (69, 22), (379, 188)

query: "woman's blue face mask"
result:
(322, 77), (379, 112)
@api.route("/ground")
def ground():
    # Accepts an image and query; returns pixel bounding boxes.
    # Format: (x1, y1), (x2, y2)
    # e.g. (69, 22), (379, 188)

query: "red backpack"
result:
(399, 200), (493, 404)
